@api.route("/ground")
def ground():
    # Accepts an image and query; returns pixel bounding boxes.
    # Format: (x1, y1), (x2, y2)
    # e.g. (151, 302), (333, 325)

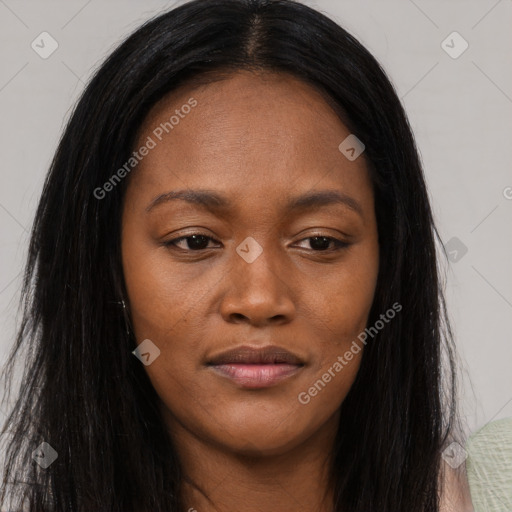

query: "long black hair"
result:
(0, 0), (460, 510)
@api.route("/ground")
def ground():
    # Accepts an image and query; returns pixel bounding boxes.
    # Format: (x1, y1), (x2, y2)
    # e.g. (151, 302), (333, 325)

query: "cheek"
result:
(305, 242), (378, 390)
(121, 226), (213, 394)
(122, 235), (204, 423)
(121, 226), (203, 338)
(313, 246), (378, 343)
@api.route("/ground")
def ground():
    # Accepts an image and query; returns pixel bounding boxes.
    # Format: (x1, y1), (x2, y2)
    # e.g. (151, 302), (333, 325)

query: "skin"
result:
(121, 70), (379, 512)
(440, 465), (474, 511)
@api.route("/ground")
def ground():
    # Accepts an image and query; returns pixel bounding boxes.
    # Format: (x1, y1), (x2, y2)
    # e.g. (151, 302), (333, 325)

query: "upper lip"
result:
(206, 345), (304, 365)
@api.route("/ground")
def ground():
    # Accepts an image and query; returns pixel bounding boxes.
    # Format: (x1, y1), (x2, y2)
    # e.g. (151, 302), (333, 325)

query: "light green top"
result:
(466, 417), (512, 511)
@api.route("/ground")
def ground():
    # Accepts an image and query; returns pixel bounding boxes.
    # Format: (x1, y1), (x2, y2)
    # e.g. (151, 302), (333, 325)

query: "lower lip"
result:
(208, 363), (303, 388)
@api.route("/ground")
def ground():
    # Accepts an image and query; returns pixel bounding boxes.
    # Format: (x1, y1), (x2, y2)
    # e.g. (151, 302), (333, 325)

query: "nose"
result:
(219, 243), (296, 326)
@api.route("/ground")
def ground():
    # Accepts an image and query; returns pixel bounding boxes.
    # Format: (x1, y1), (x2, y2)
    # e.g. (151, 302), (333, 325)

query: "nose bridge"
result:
(234, 233), (285, 291)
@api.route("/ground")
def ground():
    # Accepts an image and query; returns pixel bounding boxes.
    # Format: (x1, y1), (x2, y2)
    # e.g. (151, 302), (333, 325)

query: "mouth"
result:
(206, 345), (305, 389)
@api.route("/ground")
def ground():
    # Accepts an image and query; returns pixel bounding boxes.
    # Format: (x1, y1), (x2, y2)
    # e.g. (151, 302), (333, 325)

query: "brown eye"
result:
(297, 236), (350, 252)
(164, 234), (219, 251)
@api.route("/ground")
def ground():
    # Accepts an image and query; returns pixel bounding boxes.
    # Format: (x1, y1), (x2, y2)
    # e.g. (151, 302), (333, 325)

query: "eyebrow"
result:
(145, 188), (363, 217)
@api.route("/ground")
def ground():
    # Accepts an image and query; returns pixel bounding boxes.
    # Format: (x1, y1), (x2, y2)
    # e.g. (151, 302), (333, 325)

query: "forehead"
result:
(136, 69), (353, 158)
(126, 70), (372, 216)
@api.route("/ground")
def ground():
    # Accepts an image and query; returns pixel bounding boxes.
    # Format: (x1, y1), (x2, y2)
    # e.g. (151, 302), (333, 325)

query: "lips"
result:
(207, 345), (303, 366)
(206, 345), (304, 389)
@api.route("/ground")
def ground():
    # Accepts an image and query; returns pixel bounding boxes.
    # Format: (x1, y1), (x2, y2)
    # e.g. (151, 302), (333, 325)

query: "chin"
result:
(222, 432), (306, 458)
(208, 410), (320, 457)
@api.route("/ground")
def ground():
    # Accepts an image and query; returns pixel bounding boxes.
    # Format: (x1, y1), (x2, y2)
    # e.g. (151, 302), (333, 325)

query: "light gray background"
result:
(1, 0), (511, 437)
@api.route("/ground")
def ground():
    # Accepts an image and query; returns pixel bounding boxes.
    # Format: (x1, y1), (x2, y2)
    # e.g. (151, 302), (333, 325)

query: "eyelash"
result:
(163, 233), (350, 253)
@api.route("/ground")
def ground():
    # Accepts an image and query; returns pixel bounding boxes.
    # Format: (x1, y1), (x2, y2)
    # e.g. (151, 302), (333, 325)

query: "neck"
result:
(163, 410), (340, 512)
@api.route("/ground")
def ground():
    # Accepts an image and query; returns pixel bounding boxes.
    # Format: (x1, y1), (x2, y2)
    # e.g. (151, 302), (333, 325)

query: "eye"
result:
(163, 233), (220, 251)
(295, 235), (350, 252)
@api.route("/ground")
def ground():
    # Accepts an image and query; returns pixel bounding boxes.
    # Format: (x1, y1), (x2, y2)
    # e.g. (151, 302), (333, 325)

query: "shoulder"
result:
(465, 417), (512, 511)
(440, 417), (512, 511)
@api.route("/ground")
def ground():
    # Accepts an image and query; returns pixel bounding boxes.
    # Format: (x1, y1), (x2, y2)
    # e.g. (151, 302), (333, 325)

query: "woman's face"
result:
(121, 70), (379, 457)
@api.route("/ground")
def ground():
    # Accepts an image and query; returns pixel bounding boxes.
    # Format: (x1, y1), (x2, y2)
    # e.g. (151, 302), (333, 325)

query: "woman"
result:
(0, 0), (472, 510)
